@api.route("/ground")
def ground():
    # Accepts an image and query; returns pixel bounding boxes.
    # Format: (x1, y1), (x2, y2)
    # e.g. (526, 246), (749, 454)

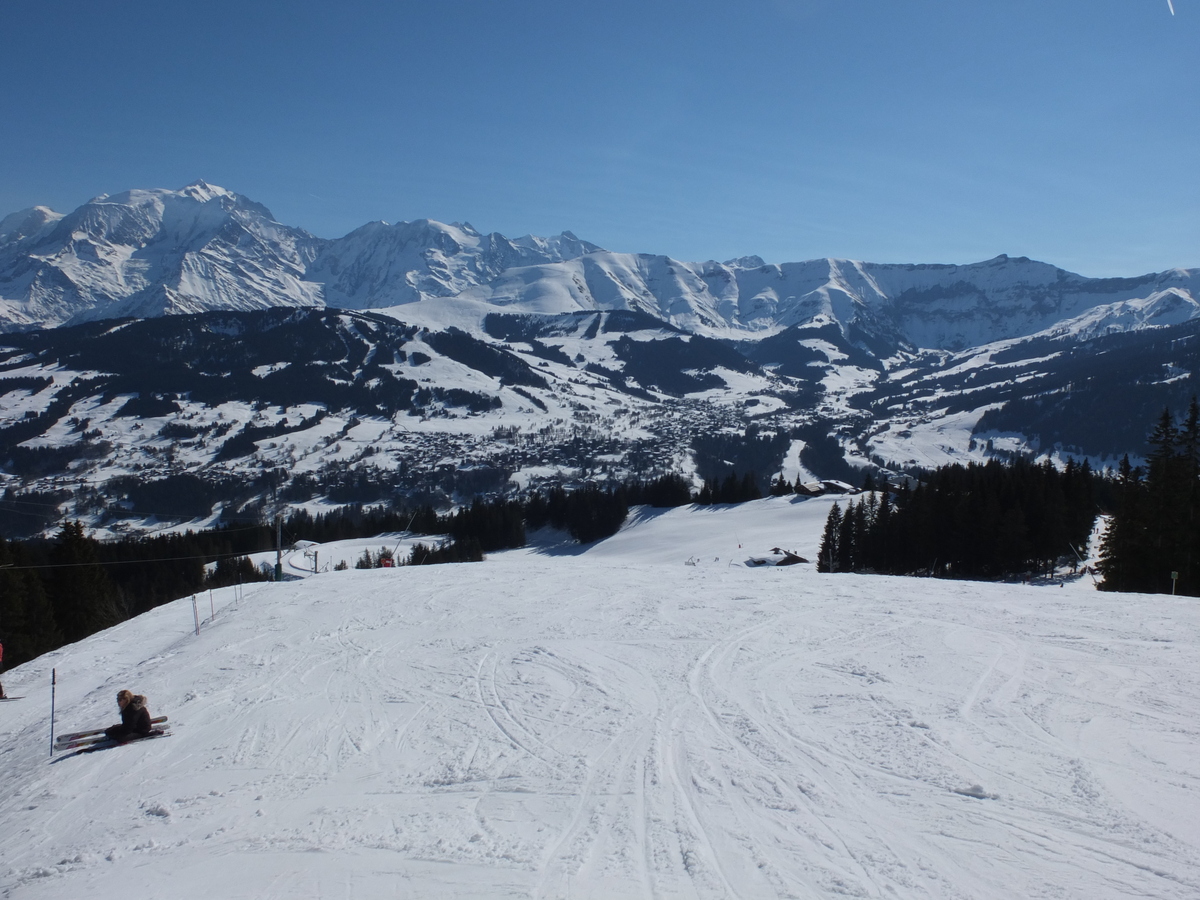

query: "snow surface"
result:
(2, 497), (1198, 899)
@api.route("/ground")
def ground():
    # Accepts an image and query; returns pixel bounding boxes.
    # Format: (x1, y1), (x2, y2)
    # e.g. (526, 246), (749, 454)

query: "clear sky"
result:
(1, 0), (1196, 276)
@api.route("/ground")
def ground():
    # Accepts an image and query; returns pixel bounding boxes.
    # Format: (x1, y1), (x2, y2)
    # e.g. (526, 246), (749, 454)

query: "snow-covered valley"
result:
(2, 498), (1197, 899)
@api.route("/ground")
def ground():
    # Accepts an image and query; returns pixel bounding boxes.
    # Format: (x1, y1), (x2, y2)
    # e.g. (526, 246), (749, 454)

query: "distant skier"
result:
(104, 690), (153, 742)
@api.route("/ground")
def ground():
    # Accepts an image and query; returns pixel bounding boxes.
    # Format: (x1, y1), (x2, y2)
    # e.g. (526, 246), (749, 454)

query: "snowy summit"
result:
(2, 182), (1198, 346)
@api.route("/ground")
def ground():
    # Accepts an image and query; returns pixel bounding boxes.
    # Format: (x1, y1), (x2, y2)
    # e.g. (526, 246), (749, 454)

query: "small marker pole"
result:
(210, 589), (215, 622)
(50, 668), (56, 757)
(192, 595), (200, 636)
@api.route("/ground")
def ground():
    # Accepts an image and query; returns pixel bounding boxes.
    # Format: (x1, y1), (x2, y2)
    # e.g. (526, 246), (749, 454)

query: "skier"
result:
(104, 690), (153, 742)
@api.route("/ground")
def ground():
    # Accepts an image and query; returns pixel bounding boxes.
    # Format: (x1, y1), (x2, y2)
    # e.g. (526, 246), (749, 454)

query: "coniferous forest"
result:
(0, 474), (701, 668)
(816, 458), (1100, 580)
(1098, 399), (1200, 596)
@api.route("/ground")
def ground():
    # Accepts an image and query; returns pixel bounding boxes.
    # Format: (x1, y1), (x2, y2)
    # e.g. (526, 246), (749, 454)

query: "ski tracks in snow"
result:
(5, 562), (1200, 899)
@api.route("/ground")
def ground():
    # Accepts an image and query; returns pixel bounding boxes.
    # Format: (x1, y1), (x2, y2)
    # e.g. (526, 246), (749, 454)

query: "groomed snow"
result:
(2, 497), (1198, 899)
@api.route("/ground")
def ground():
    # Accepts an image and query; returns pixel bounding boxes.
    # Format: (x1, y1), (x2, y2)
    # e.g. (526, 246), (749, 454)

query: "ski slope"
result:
(1, 496), (1198, 899)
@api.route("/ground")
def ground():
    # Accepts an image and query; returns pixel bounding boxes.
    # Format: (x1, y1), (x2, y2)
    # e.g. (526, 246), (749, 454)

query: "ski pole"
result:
(50, 668), (56, 757)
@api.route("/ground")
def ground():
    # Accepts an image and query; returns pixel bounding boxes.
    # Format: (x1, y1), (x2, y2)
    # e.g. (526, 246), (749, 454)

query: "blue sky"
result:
(1, 0), (1195, 275)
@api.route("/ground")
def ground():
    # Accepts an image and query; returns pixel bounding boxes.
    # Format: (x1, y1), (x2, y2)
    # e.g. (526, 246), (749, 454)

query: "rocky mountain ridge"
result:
(3, 182), (1197, 352)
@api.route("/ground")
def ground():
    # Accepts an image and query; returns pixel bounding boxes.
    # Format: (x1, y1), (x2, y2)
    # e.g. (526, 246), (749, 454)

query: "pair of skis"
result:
(55, 715), (170, 751)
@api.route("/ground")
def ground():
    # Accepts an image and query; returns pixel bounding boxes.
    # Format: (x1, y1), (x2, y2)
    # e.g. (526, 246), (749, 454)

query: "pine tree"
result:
(1092, 402), (1200, 595)
(0, 538), (61, 666)
(849, 498), (869, 571)
(1144, 407), (1188, 593)
(741, 471), (762, 502)
(872, 489), (893, 572)
(1177, 398), (1200, 593)
(1098, 455), (1148, 591)
(995, 506), (1031, 576)
(1062, 457), (1096, 558)
(816, 503), (842, 573)
(769, 473), (794, 496)
(859, 492), (879, 571)
(1032, 460), (1069, 577)
(837, 499), (858, 572)
(47, 521), (125, 644)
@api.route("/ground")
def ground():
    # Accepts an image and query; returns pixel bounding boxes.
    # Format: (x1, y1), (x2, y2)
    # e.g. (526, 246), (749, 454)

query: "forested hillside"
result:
(817, 458), (1102, 580)
(1099, 399), (1200, 596)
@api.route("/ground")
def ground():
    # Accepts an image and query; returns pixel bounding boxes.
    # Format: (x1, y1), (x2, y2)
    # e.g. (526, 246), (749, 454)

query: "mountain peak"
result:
(0, 205), (64, 242)
(179, 180), (235, 203)
(725, 255), (767, 269)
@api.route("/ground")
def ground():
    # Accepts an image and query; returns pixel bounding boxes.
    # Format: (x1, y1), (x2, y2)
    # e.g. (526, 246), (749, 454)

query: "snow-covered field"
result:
(2, 497), (1198, 899)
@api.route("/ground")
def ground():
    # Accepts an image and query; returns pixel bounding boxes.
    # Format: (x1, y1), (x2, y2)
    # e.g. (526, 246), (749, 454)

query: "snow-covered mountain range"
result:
(0, 183), (322, 329)
(3, 181), (1198, 349)
(1, 182), (1198, 536)
(0, 182), (599, 332)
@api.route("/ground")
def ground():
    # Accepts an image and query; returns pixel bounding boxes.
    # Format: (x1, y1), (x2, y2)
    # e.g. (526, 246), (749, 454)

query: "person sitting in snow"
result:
(104, 690), (153, 742)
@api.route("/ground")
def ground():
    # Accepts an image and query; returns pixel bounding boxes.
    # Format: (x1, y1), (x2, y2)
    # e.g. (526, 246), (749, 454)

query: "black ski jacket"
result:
(106, 696), (152, 741)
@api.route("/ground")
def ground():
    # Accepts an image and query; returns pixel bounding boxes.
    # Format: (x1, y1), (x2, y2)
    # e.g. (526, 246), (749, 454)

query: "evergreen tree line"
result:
(1099, 399), (1200, 595)
(523, 472), (733, 542)
(0, 498), (510, 668)
(696, 472), (763, 505)
(0, 474), (703, 667)
(525, 484), (632, 544)
(0, 521), (284, 669)
(406, 539), (485, 565)
(691, 428), (790, 493)
(816, 457), (1099, 579)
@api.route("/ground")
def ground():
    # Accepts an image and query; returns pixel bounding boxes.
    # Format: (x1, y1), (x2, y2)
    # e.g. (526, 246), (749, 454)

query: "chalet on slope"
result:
(746, 548), (809, 567)
(795, 480), (858, 496)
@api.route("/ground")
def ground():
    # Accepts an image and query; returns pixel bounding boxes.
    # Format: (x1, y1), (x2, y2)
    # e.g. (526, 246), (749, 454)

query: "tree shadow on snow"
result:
(524, 505), (681, 557)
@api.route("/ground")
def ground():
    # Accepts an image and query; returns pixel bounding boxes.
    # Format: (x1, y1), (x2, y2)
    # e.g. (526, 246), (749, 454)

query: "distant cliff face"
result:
(0, 182), (324, 329)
